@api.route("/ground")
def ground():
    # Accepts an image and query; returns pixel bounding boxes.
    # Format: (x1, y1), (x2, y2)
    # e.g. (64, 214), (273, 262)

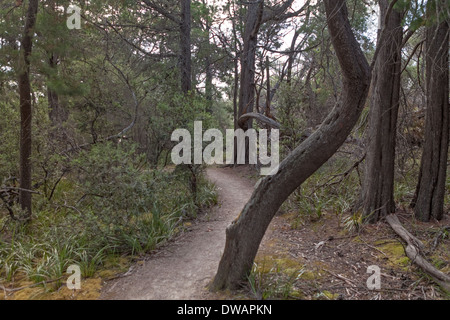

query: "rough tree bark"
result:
(361, 0), (403, 222)
(412, 0), (449, 222)
(18, 0), (39, 220)
(211, 0), (371, 291)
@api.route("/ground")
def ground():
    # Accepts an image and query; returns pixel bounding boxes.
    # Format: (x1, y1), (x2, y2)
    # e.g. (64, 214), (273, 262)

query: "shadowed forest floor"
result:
(255, 206), (449, 299)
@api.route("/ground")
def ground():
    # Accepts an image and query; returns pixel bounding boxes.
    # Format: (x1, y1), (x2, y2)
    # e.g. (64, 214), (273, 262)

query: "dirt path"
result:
(100, 167), (256, 300)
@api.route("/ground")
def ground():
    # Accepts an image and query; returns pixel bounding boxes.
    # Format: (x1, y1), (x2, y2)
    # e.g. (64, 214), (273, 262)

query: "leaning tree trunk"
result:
(18, 0), (39, 220)
(361, 0), (403, 222)
(210, 0), (371, 291)
(413, 0), (449, 222)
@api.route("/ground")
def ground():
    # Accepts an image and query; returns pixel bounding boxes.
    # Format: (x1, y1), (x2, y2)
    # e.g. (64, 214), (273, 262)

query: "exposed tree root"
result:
(386, 214), (450, 292)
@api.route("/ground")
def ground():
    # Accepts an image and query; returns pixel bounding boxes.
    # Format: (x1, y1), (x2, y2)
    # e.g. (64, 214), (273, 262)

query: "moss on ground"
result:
(375, 241), (410, 269)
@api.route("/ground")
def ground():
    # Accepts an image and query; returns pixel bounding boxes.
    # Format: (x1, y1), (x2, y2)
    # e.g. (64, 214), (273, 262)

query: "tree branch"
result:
(238, 112), (281, 129)
(261, 0), (310, 23)
(141, 0), (180, 24)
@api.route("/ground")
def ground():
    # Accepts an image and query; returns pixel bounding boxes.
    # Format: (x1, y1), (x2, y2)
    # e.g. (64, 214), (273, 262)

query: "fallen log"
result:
(386, 214), (450, 292)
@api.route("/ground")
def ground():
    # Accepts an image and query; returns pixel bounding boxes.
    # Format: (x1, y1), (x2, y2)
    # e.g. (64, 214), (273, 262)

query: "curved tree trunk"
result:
(413, 0), (449, 222)
(210, 0), (371, 291)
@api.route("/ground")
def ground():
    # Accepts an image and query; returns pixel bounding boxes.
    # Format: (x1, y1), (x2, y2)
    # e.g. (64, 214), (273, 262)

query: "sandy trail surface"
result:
(100, 167), (255, 300)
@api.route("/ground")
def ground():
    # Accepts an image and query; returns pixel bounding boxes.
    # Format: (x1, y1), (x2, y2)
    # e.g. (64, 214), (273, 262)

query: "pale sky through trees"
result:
(207, 0), (378, 95)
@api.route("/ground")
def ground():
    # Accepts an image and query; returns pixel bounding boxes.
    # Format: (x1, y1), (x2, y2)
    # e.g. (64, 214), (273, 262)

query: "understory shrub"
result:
(0, 141), (217, 286)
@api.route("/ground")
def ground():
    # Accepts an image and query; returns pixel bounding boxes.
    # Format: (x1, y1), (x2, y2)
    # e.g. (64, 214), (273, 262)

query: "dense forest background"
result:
(0, 0), (449, 299)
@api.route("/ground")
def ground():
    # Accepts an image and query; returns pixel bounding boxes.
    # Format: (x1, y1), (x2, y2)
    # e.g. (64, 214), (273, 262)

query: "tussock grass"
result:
(0, 143), (217, 293)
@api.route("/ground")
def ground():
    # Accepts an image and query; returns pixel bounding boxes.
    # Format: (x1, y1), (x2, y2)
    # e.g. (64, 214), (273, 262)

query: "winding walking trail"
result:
(100, 167), (256, 300)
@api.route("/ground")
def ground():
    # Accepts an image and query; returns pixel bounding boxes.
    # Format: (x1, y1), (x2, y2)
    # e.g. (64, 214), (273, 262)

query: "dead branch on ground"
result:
(385, 214), (450, 292)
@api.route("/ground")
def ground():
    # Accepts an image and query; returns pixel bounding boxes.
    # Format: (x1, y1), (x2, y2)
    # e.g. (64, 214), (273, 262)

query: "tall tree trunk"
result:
(142, 0), (192, 94)
(210, 0), (371, 291)
(413, 0), (449, 222)
(361, 0), (403, 222)
(204, 31), (213, 113)
(233, 57), (239, 131)
(237, 0), (264, 131)
(231, 0), (240, 132)
(46, 1), (67, 129)
(18, 0), (39, 220)
(286, 29), (301, 86)
(201, 0), (213, 112)
(180, 0), (192, 94)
